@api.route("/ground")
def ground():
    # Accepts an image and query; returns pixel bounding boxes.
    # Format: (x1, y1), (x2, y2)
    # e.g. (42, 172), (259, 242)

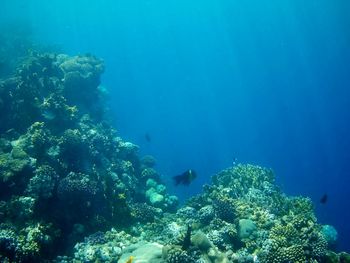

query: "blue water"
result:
(2, 0), (350, 251)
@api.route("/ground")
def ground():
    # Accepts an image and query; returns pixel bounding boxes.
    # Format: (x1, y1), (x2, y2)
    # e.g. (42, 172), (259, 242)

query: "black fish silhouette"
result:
(320, 194), (328, 204)
(173, 169), (197, 186)
(145, 133), (151, 142)
(182, 225), (192, 250)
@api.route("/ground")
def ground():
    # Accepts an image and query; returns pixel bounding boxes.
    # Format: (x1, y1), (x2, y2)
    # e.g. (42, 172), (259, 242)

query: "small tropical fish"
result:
(320, 193), (328, 204)
(125, 256), (134, 263)
(173, 169), (197, 186)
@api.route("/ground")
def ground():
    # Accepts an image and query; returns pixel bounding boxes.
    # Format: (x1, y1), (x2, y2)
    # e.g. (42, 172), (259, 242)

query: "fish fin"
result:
(173, 175), (183, 186)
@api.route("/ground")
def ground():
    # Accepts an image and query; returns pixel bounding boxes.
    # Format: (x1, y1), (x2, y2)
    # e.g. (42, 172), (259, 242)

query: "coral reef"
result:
(124, 164), (348, 263)
(1, 49), (349, 263)
(321, 225), (338, 246)
(0, 51), (175, 262)
(57, 163), (345, 263)
(72, 230), (136, 262)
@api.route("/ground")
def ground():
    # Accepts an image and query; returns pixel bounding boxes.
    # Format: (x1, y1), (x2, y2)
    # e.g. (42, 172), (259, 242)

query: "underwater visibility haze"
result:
(1, 0), (350, 262)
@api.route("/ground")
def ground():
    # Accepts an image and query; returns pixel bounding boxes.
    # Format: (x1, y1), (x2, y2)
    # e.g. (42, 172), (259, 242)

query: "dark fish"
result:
(182, 225), (192, 250)
(173, 169), (197, 186)
(145, 133), (151, 142)
(320, 194), (328, 204)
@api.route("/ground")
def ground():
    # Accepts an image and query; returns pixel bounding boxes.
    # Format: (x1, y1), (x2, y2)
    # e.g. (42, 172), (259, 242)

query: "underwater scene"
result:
(1, 0), (350, 262)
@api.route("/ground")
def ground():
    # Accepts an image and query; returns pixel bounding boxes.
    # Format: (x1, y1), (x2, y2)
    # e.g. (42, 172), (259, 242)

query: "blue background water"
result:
(2, 0), (350, 251)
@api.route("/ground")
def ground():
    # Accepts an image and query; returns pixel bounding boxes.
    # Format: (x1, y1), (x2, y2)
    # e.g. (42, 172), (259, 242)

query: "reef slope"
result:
(0, 50), (348, 263)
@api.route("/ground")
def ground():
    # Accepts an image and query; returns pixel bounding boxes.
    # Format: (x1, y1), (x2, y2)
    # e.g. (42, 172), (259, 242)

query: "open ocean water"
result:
(1, 0), (350, 258)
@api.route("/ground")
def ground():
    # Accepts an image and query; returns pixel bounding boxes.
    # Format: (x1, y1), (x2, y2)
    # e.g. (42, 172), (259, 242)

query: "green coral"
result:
(163, 246), (196, 263)
(15, 122), (52, 159)
(0, 148), (32, 182)
(232, 199), (275, 229)
(259, 219), (327, 262)
(212, 164), (275, 196)
(0, 223), (52, 262)
(238, 219), (257, 240)
(145, 178), (178, 211)
(266, 244), (306, 263)
(212, 194), (236, 223)
(25, 165), (57, 199)
(40, 93), (78, 128)
(324, 251), (350, 263)
(9, 196), (36, 220)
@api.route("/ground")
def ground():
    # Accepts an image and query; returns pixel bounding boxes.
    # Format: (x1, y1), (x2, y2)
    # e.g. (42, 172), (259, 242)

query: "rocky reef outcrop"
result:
(60, 164), (349, 263)
(0, 51), (177, 262)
